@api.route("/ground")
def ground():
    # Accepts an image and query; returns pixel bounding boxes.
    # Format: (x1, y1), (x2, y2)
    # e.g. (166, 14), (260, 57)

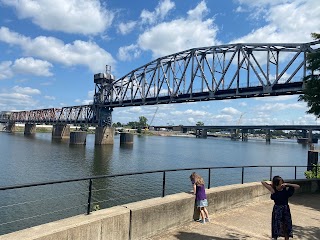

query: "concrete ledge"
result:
(125, 194), (195, 240)
(1, 179), (319, 240)
(0, 206), (130, 240)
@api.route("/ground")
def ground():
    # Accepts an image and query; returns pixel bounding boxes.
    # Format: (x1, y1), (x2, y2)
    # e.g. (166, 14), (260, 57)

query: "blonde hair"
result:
(195, 175), (205, 186)
(190, 172), (205, 186)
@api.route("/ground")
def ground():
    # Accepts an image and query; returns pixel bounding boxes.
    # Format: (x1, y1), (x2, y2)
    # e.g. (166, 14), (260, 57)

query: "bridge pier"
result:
(231, 129), (239, 140)
(308, 130), (313, 144)
(24, 123), (36, 135)
(52, 124), (70, 139)
(241, 129), (248, 141)
(70, 131), (87, 145)
(196, 129), (207, 138)
(265, 129), (271, 143)
(95, 126), (114, 145)
(120, 132), (133, 144)
(7, 123), (16, 133)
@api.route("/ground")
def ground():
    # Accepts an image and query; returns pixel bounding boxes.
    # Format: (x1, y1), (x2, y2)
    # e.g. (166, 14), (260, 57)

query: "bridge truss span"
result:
(108, 41), (320, 107)
(6, 105), (97, 125)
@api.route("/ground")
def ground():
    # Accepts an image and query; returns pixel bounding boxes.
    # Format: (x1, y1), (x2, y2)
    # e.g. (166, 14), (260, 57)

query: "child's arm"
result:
(282, 183), (300, 189)
(193, 183), (196, 195)
(261, 181), (275, 193)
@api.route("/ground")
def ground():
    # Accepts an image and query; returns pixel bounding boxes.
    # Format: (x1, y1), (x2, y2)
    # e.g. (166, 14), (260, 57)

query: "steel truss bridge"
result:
(1, 41), (320, 126)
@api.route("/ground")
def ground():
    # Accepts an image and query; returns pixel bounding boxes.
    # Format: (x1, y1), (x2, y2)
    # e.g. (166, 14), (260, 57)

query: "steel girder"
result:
(3, 41), (320, 125)
(107, 41), (320, 107)
(7, 105), (96, 124)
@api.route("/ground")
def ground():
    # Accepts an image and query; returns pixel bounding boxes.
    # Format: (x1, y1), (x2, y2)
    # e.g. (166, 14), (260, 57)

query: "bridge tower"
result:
(93, 65), (115, 145)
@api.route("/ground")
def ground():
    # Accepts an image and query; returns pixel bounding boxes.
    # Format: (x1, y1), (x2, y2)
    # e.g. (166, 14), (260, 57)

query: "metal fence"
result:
(0, 165), (317, 235)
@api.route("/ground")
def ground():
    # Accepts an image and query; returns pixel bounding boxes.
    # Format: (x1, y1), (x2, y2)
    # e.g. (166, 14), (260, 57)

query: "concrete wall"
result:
(1, 179), (319, 240)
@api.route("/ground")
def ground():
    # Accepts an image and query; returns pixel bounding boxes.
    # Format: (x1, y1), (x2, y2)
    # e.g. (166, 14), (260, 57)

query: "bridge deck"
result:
(147, 193), (320, 240)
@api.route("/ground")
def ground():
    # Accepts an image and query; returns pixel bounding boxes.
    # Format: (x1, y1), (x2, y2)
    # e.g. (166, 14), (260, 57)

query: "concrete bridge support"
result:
(265, 129), (271, 143)
(24, 123), (36, 135)
(7, 123), (16, 133)
(241, 129), (248, 141)
(196, 129), (207, 138)
(120, 132), (134, 144)
(231, 129), (239, 140)
(95, 126), (114, 145)
(70, 131), (87, 145)
(52, 124), (70, 139)
(308, 130), (313, 144)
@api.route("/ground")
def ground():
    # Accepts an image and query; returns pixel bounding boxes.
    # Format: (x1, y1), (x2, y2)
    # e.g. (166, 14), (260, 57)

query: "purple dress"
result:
(195, 184), (208, 207)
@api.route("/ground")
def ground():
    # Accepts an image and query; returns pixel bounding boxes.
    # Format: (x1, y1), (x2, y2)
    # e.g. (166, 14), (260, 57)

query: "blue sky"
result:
(0, 0), (320, 126)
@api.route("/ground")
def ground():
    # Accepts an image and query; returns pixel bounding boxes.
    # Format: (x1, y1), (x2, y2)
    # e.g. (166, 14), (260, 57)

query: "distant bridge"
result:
(1, 41), (320, 126)
(155, 125), (320, 131)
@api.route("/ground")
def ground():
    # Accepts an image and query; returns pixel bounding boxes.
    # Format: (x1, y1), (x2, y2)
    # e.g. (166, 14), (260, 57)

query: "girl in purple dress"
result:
(190, 172), (210, 223)
(261, 176), (300, 239)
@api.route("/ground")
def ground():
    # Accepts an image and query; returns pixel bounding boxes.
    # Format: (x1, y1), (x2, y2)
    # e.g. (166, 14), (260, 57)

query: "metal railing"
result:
(0, 165), (317, 235)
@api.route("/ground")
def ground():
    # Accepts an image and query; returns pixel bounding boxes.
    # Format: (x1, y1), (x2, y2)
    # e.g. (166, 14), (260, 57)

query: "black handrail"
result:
(0, 165), (312, 191)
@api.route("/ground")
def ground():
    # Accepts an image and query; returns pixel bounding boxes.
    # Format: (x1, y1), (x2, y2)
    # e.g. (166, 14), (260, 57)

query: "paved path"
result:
(147, 193), (320, 240)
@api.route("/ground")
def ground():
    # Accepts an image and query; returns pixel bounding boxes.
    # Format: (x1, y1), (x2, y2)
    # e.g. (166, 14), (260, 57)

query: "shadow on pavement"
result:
(290, 193), (320, 211)
(173, 231), (252, 240)
(294, 225), (320, 240)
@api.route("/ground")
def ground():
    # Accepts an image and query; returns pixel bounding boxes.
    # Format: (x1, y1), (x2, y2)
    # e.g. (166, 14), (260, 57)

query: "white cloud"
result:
(258, 102), (305, 111)
(221, 107), (241, 115)
(12, 57), (53, 76)
(118, 44), (141, 61)
(118, 21), (137, 35)
(187, 0), (208, 20)
(138, 18), (218, 58)
(44, 95), (55, 100)
(254, 95), (297, 102)
(12, 86), (41, 95)
(1, 0), (114, 35)
(187, 117), (195, 124)
(0, 92), (38, 110)
(119, 1), (218, 60)
(140, 0), (175, 24)
(0, 61), (13, 80)
(232, 0), (320, 43)
(0, 27), (116, 72)
(0, 58), (53, 79)
(128, 106), (143, 113)
(171, 109), (207, 117)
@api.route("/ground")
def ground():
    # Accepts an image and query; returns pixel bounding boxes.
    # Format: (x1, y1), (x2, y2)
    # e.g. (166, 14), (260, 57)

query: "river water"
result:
(0, 132), (312, 234)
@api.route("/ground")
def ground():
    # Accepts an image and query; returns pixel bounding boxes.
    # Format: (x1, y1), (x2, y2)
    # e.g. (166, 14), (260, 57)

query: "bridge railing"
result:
(0, 165), (317, 235)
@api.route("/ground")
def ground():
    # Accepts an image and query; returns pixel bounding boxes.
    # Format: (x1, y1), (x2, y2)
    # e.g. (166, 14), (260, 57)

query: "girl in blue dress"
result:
(261, 176), (300, 240)
(190, 172), (210, 223)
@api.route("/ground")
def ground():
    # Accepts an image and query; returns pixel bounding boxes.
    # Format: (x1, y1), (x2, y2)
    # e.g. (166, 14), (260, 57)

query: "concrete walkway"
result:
(147, 193), (320, 240)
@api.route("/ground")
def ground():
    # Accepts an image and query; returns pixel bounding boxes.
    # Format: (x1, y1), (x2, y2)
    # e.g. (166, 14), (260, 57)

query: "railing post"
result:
(269, 166), (273, 181)
(87, 179), (93, 215)
(294, 166), (297, 180)
(162, 171), (166, 197)
(208, 168), (211, 189)
(241, 167), (244, 184)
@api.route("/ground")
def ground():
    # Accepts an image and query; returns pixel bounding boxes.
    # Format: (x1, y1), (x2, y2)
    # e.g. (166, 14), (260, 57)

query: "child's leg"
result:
(199, 207), (206, 221)
(203, 207), (209, 219)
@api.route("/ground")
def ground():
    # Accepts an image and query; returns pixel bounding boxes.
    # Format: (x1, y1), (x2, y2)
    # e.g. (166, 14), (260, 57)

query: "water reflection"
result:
(120, 143), (133, 150)
(92, 145), (113, 175)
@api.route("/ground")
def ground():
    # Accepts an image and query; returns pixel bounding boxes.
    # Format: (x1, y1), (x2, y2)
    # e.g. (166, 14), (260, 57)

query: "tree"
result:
(138, 116), (148, 127)
(298, 33), (320, 117)
(196, 121), (204, 126)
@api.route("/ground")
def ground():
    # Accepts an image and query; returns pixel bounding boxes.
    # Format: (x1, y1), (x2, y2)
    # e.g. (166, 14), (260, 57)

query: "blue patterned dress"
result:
(271, 186), (295, 239)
